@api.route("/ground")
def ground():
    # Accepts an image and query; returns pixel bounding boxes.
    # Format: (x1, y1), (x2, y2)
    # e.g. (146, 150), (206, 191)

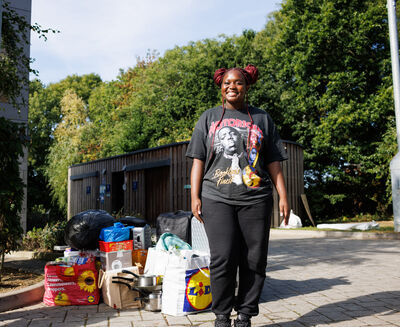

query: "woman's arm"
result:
(267, 161), (290, 225)
(191, 158), (205, 223)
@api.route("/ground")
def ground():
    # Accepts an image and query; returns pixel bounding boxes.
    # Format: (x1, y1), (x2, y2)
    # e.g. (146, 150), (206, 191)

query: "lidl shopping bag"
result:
(43, 259), (99, 306)
(161, 250), (211, 316)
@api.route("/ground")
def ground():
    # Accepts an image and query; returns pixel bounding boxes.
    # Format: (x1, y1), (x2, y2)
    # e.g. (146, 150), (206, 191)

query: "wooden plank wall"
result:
(68, 141), (303, 228)
(170, 142), (191, 213)
(68, 143), (190, 225)
(271, 141), (304, 227)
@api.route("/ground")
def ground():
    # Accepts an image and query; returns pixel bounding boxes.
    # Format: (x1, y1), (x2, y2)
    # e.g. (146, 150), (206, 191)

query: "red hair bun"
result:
(213, 68), (227, 87)
(243, 65), (258, 85)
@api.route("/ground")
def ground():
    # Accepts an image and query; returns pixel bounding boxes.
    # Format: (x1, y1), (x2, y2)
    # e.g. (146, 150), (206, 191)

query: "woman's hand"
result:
(191, 197), (203, 223)
(279, 197), (290, 225)
(267, 161), (290, 226)
(191, 158), (205, 223)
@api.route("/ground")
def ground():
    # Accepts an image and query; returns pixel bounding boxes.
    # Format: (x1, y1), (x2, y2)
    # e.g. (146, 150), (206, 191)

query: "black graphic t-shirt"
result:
(186, 106), (288, 205)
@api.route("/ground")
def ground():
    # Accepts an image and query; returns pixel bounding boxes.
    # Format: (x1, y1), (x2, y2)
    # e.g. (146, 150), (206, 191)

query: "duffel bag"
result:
(156, 210), (192, 244)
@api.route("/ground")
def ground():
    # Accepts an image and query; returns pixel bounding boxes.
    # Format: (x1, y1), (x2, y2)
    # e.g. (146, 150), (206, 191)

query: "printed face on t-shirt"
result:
(218, 126), (239, 156)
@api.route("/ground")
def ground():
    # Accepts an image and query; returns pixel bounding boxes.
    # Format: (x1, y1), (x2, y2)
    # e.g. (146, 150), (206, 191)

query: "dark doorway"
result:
(145, 166), (170, 225)
(112, 171), (125, 214)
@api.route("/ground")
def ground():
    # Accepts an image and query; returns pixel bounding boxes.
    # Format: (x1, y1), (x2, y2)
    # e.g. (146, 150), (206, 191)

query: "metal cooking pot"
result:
(135, 290), (162, 312)
(111, 281), (162, 311)
(121, 270), (160, 288)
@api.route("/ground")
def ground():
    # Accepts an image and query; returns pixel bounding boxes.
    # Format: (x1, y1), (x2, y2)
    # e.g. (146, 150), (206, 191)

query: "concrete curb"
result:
(0, 281), (44, 312)
(271, 228), (400, 240)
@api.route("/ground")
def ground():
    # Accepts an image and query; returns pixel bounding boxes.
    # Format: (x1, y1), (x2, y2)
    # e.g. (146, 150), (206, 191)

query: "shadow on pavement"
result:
(259, 276), (350, 303)
(0, 304), (86, 327)
(267, 237), (400, 271)
(257, 290), (400, 327)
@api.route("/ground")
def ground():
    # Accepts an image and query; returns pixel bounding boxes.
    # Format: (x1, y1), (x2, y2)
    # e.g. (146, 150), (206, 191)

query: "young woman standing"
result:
(186, 65), (289, 327)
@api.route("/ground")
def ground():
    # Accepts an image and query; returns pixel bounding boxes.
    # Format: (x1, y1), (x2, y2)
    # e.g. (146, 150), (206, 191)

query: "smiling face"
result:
(218, 126), (239, 155)
(221, 69), (249, 109)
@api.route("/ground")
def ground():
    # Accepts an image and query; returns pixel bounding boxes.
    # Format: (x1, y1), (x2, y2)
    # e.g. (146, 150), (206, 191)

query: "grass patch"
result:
(273, 225), (395, 233)
(319, 214), (392, 224)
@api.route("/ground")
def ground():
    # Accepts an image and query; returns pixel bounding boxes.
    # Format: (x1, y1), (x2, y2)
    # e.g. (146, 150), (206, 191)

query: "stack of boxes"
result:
(99, 222), (152, 273)
(99, 239), (133, 270)
(99, 222), (133, 271)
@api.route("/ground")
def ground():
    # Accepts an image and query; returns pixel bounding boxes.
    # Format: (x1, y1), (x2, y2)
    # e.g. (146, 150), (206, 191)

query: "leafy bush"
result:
(27, 204), (65, 230)
(0, 118), (26, 281)
(22, 220), (67, 251)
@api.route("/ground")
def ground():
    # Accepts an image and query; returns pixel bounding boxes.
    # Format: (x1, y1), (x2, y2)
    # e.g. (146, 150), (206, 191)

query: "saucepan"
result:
(135, 290), (162, 312)
(121, 269), (161, 288)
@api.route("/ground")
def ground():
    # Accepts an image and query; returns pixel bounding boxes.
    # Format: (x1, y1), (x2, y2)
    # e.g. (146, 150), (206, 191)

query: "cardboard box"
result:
(98, 266), (141, 309)
(100, 250), (132, 271)
(99, 240), (133, 252)
(132, 249), (148, 274)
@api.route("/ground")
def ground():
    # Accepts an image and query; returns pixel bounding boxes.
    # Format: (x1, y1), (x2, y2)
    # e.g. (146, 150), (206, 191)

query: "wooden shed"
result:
(68, 141), (304, 227)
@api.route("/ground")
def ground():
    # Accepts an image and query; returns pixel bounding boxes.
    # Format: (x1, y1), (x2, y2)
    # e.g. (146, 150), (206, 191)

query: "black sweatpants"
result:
(201, 196), (272, 317)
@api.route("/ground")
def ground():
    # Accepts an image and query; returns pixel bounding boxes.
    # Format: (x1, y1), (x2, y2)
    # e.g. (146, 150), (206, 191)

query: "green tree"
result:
(28, 74), (102, 221)
(0, 117), (26, 280)
(101, 33), (261, 156)
(253, 0), (395, 219)
(84, 80), (124, 159)
(46, 89), (89, 211)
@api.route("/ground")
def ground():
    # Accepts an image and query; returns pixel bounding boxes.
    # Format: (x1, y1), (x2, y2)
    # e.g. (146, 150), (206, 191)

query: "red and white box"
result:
(99, 240), (133, 252)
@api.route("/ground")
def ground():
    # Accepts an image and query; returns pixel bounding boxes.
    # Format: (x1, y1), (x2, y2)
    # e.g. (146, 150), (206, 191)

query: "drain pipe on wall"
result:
(388, 0), (400, 232)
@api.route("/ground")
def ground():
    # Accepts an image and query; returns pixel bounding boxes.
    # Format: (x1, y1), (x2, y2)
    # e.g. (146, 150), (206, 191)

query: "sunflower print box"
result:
(43, 258), (100, 306)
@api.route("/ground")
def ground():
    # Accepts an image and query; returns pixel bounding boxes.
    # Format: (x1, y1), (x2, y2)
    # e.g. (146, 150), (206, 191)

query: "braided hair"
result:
(213, 64), (259, 87)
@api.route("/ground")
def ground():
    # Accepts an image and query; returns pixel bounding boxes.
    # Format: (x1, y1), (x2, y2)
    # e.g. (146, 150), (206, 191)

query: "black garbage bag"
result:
(64, 209), (115, 250)
(118, 216), (148, 227)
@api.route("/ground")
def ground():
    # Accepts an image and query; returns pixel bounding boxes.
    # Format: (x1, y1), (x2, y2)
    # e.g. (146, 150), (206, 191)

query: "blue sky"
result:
(30, 0), (282, 85)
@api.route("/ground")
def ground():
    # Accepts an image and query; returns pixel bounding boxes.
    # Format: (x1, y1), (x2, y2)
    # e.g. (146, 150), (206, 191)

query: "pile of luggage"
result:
(42, 209), (211, 316)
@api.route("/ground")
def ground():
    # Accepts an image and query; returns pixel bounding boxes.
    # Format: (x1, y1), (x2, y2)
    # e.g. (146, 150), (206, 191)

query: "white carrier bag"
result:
(191, 217), (210, 254)
(144, 247), (170, 276)
(161, 249), (212, 316)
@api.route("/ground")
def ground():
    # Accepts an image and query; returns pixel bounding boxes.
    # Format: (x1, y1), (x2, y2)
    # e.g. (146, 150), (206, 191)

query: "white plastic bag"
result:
(162, 250), (212, 316)
(279, 210), (302, 228)
(144, 247), (170, 276)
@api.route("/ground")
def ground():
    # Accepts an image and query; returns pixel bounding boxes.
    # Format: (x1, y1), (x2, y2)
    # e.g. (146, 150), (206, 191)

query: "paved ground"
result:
(1, 231), (400, 326)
